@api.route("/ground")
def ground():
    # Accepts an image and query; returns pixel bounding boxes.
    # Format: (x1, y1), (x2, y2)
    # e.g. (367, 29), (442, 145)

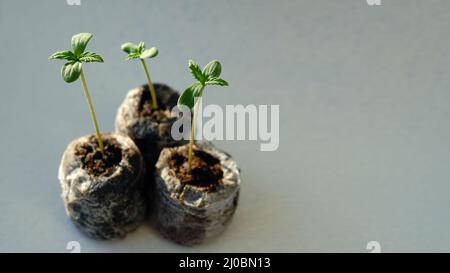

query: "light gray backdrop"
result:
(1, 0), (450, 252)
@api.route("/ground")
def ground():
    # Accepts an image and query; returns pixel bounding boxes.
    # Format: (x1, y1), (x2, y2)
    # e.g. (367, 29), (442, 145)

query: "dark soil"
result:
(75, 137), (122, 177)
(138, 85), (172, 122)
(168, 149), (223, 191)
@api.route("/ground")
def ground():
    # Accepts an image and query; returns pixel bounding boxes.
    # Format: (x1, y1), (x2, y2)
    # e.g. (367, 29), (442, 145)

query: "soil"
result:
(138, 85), (172, 122)
(168, 149), (223, 191)
(75, 136), (122, 177)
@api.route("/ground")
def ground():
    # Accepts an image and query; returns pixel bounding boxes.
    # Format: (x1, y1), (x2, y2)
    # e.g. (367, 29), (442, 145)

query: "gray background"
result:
(1, 0), (450, 252)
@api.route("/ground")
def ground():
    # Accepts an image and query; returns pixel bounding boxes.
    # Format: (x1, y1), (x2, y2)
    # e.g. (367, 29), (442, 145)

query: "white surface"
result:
(1, 0), (450, 252)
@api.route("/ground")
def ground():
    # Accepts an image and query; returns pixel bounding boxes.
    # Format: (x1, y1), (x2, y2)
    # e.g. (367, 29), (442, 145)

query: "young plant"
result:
(121, 42), (159, 110)
(178, 60), (229, 173)
(49, 32), (106, 156)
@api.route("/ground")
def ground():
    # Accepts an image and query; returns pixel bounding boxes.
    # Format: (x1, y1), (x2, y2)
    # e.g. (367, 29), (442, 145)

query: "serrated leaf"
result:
(205, 77), (229, 86)
(79, 52), (104, 63)
(140, 47), (158, 59)
(48, 50), (77, 61)
(121, 42), (137, 54)
(188, 60), (205, 83)
(137, 42), (145, 53)
(178, 85), (196, 109)
(126, 52), (141, 60)
(191, 82), (204, 97)
(71, 33), (93, 56)
(61, 62), (82, 83)
(202, 60), (222, 79)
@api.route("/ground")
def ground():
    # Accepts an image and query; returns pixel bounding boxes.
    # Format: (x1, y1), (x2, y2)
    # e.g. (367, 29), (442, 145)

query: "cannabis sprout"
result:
(178, 60), (228, 173)
(121, 42), (159, 110)
(49, 32), (105, 156)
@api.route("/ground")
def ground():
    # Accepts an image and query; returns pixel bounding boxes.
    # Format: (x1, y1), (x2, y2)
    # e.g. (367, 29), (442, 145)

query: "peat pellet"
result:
(58, 133), (146, 240)
(115, 83), (186, 169)
(152, 142), (241, 246)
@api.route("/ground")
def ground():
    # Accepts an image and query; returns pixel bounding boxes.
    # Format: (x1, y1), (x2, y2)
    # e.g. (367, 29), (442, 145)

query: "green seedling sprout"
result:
(49, 33), (106, 156)
(178, 60), (229, 173)
(121, 42), (159, 110)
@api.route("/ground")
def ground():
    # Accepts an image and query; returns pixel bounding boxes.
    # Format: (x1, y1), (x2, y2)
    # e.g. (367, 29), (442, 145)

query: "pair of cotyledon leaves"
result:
(121, 42), (158, 60)
(49, 33), (104, 83)
(178, 60), (228, 110)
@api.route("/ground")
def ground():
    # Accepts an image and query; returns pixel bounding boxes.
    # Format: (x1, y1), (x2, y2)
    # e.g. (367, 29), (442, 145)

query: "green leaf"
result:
(61, 62), (82, 83)
(79, 52), (104, 63)
(137, 42), (145, 53)
(188, 60), (205, 83)
(202, 60), (222, 79)
(140, 47), (158, 59)
(205, 77), (229, 86)
(191, 82), (204, 97)
(71, 33), (93, 56)
(49, 50), (77, 61)
(121, 42), (137, 54)
(178, 85), (196, 109)
(126, 52), (141, 60)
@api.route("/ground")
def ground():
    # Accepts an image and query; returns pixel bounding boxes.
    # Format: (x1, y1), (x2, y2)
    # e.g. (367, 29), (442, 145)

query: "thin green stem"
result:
(188, 91), (203, 173)
(80, 68), (105, 157)
(140, 59), (158, 110)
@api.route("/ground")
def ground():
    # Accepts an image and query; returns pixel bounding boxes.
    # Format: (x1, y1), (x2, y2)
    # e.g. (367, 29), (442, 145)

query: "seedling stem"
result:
(188, 93), (203, 173)
(140, 59), (158, 110)
(80, 68), (105, 156)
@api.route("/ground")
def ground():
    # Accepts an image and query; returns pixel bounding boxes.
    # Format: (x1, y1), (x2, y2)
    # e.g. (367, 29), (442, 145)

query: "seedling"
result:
(178, 60), (228, 173)
(121, 42), (159, 110)
(49, 32), (105, 156)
